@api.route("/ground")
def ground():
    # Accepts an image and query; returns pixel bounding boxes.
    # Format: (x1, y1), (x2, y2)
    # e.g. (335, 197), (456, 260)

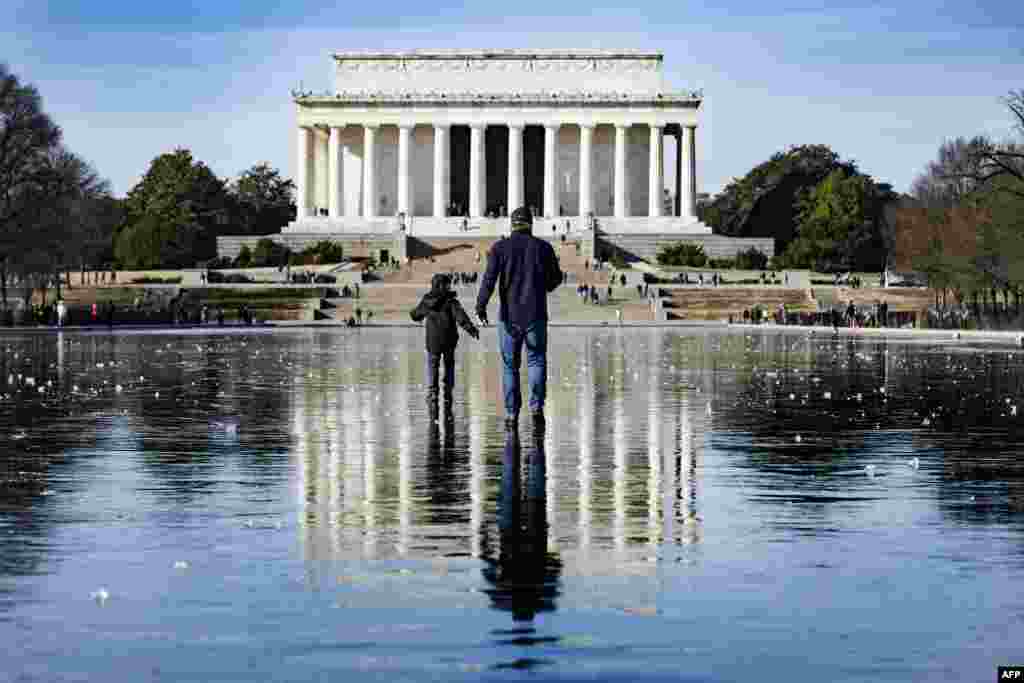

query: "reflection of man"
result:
(476, 207), (563, 431)
(481, 428), (561, 623)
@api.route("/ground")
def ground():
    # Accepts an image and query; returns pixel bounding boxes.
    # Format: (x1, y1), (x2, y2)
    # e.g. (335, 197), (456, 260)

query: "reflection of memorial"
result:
(292, 334), (707, 568)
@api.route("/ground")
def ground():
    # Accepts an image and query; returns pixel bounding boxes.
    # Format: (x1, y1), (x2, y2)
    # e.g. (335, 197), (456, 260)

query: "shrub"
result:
(656, 242), (707, 267)
(253, 238), (292, 267)
(235, 244), (253, 268)
(609, 252), (629, 270)
(735, 247), (768, 271)
(224, 273), (254, 284)
(707, 257), (735, 269)
(205, 256), (233, 269)
(130, 276), (183, 284)
(302, 240), (344, 264)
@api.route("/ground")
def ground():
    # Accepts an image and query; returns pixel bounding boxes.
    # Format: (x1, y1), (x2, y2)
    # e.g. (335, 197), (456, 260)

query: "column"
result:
(328, 126), (341, 218)
(649, 124), (663, 217)
(579, 124), (593, 218)
(543, 124), (558, 218)
(397, 124), (412, 217)
(296, 126), (310, 218)
(469, 124), (485, 218)
(684, 125), (698, 219)
(341, 137), (357, 217)
(317, 129), (329, 215)
(674, 129), (683, 217)
(614, 124), (628, 218)
(507, 124), (523, 214)
(433, 124), (449, 218)
(362, 124), (377, 218)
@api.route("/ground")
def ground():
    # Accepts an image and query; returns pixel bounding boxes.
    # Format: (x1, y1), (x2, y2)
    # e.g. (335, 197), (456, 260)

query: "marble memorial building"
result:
(285, 49), (709, 237)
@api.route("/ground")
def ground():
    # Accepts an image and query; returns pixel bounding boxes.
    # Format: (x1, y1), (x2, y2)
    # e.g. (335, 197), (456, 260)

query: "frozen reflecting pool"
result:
(1, 327), (1022, 681)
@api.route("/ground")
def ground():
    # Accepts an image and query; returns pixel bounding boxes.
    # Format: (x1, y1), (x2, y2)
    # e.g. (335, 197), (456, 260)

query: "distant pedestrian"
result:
(411, 273), (479, 420)
(56, 299), (66, 328)
(616, 309), (622, 325)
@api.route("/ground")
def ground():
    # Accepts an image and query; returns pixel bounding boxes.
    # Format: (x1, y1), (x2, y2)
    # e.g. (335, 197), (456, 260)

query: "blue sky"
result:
(4, 0), (1022, 198)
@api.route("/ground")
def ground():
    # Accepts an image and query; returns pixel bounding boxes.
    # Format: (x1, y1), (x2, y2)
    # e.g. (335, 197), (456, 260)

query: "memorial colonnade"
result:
(294, 118), (699, 223)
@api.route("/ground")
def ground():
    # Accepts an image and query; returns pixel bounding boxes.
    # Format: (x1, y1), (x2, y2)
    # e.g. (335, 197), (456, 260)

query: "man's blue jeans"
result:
(498, 320), (547, 418)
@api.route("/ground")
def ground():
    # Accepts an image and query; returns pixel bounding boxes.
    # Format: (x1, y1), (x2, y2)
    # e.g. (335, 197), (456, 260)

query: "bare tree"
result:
(909, 136), (990, 208)
(967, 91), (1024, 198)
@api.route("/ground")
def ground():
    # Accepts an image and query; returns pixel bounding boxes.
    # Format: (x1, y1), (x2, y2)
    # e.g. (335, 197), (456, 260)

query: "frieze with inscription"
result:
(333, 52), (666, 96)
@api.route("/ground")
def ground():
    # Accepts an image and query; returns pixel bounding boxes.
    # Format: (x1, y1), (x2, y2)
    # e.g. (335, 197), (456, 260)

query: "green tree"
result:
(0, 63), (63, 310)
(703, 144), (858, 251)
(229, 163), (296, 235)
(781, 169), (897, 272)
(116, 148), (229, 268)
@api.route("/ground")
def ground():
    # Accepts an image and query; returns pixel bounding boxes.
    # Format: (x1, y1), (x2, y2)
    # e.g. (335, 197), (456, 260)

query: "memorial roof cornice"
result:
(293, 90), (703, 106)
(331, 48), (662, 60)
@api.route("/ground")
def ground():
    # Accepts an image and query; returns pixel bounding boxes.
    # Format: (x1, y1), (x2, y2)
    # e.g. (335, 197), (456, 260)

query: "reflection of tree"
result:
(481, 430), (562, 623)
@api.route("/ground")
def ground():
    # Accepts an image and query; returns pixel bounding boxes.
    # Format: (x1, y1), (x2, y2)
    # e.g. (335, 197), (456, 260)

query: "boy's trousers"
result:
(426, 349), (455, 406)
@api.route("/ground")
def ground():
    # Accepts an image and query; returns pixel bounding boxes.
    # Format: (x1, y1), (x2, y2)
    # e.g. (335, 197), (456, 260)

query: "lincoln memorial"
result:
(285, 49), (709, 237)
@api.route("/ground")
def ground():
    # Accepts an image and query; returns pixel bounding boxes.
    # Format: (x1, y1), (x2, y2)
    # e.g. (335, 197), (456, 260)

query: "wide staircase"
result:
(661, 287), (817, 321)
(314, 278), (653, 324)
(813, 286), (933, 312)
(376, 236), (606, 288)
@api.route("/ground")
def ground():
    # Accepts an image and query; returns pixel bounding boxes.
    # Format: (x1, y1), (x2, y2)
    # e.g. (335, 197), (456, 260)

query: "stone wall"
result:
(596, 234), (774, 263)
(217, 233), (403, 262)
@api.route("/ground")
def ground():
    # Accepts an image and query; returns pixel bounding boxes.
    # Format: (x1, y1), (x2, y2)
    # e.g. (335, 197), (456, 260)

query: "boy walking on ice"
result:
(411, 273), (480, 421)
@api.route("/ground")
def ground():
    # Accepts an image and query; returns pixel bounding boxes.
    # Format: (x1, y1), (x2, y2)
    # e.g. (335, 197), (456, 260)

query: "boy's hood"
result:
(421, 289), (455, 311)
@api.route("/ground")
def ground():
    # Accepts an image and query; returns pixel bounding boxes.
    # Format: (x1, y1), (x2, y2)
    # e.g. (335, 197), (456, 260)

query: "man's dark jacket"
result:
(476, 231), (563, 326)
(410, 278), (478, 353)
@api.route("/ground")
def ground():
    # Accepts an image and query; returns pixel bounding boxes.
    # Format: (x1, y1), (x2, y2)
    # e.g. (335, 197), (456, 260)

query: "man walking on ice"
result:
(476, 207), (563, 433)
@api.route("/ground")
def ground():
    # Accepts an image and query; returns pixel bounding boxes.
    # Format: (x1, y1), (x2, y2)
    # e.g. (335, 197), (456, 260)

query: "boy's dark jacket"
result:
(410, 275), (479, 353)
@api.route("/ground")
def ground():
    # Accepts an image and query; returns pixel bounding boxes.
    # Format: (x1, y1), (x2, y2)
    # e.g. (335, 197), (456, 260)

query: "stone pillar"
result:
(341, 136), (356, 217)
(614, 124), (628, 218)
(397, 124), (413, 217)
(317, 129), (329, 215)
(543, 124), (558, 218)
(683, 125), (697, 219)
(469, 124), (485, 218)
(507, 124), (523, 214)
(328, 126), (341, 218)
(649, 125), (663, 217)
(579, 124), (594, 218)
(674, 129), (683, 217)
(433, 124), (449, 218)
(296, 126), (310, 218)
(362, 124), (378, 218)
